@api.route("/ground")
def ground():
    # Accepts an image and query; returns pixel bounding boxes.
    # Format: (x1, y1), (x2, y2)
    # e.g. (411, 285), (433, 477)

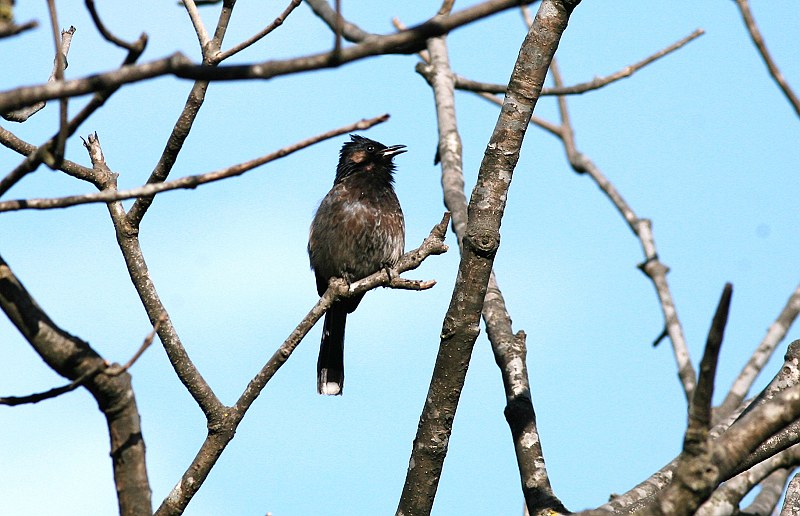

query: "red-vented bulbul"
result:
(308, 134), (406, 395)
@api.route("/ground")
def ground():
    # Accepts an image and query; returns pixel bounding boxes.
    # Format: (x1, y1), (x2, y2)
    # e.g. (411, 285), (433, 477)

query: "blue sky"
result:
(1, 1), (799, 515)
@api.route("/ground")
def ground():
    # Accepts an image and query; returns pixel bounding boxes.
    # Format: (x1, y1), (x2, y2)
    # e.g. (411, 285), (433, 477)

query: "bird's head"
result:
(335, 134), (407, 183)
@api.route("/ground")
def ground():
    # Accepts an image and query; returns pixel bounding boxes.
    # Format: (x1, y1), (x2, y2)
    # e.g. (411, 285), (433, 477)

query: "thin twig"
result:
(548, 57), (696, 399)
(85, 0), (143, 51)
(212, 0), (302, 63)
(0, 365), (100, 406)
(734, 0), (800, 118)
(0, 114), (390, 212)
(398, 15), (561, 138)
(107, 312), (167, 376)
(1, 312), (166, 403)
(46, 0), (70, 168)
(453, 29), (705, 96)
(0, 19), (38, 38)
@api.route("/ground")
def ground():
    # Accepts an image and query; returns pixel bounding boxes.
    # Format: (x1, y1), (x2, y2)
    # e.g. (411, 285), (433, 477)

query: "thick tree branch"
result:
(600, 340), (800, 514)
(422, 33), (565, 516)
(0, 0), (541, 114)
(0, 255), (152, 515)
(742, 467), (791, 515)
(398, 1), (580, 514)
(783, 473), (800, 515)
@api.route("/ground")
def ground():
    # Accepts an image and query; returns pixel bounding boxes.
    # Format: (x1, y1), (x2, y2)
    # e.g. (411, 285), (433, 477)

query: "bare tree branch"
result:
(45, 3), (69, 168)
(2, 25), (74, 123)
(305, 0), (374, 42)
(127, 0), (240, 226)
(211, 0), (302, 63)
(1, 364), (100, 406)
(0, 255), (152, 515)
(547, 57), (696, 399)
(733, 0), (800, 118)
(742, 467), (792, 515)
(601, 340), (800, 514)
(182, 0), (211, 51)
(85, 0), (145, 51)
(0, 124), (95, 186)
(655, 284), (732, 514)
(82, 132), (224, 419)
(717, 283), (800, 423)
(453, 28), (705, 96)
(421, 31), (566, 516)
(0, 32), (146, 198)
(398, 1), (581, 514)
(783, 472), (800, 515)
(0, 19), (38, 39)
(0, 114), (390, 212)
(156, 213), (449, 515)
(1, 311), (164, 405)
(697, 456), (795, 516)
(0, 0), (542, 114)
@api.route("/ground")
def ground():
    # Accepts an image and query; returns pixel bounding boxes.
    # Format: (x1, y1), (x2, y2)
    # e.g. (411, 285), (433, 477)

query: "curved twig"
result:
(548, 57), (696, 399)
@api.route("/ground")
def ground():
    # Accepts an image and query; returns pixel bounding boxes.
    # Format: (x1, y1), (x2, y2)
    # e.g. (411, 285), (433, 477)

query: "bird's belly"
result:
(317, 201), (404, 281)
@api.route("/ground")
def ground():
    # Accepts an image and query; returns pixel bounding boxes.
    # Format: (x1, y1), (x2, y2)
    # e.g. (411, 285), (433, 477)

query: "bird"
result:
(308, 134), (406, 395)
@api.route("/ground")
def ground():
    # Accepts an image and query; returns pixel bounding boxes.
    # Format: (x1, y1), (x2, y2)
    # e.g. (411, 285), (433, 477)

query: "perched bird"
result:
(308, 134), (406, 395)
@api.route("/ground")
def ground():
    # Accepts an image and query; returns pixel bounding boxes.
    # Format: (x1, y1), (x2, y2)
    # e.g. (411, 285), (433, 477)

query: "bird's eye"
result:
(366, 145), (376, 152)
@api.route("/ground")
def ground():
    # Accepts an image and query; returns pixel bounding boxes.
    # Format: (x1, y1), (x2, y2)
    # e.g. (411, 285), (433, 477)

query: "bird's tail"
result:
(317, 304), (346, 395)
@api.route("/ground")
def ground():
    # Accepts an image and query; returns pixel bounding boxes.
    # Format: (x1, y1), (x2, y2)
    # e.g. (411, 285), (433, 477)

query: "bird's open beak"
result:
(381, 145), (407, 158)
